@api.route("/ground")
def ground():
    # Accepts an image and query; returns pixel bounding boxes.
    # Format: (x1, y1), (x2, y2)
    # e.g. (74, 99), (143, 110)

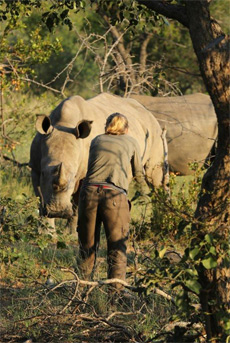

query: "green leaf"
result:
(189, 247), (200, 260)
(224, 319), (230, 332)
(80, 1), (86, 8)
(202, 256), (217, 269)
(185, 268), (198, 277)
(209, 246), (216, 256)
(60, 9), (69, 20)
(205, 234), (213, 244)
(185, 279), (201, 294)
(159, 247), (167, 259)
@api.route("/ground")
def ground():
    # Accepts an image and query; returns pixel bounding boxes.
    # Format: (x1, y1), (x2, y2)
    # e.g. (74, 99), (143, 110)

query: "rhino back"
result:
(131, 93), (217, 138)
(49, 96), (90, 127)
(131, 93), (217, 174)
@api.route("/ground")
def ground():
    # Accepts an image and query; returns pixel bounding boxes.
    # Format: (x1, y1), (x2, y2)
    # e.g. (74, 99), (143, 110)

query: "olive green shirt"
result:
(84, 133), (149, 193)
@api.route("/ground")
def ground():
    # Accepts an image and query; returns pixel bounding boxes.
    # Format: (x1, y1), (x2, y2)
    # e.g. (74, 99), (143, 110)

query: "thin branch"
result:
(138, 0), (189, 28)
(20, 77), (62, 94)
(162, 64), (201, 77)
(2, 154), (29, 168)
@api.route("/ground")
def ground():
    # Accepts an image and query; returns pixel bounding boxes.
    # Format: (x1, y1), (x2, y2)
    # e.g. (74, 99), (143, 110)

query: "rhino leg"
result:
(145, 160), (164, 189)
(66, 215), (78, 236)
(66, 190), (80, 236)
(31, 170), (57, 238)
(31, 169), (46, 216)
(31, 169), (41, 198)
(151, 167), (163, 188)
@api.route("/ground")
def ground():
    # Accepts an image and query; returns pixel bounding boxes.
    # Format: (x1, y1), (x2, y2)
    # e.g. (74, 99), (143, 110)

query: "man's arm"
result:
(131, 142), (150, 196)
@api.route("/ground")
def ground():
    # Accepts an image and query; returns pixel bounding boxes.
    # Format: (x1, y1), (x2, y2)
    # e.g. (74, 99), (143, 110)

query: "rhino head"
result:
(40, 162), (74, 219)
(35, 115), (93, 219)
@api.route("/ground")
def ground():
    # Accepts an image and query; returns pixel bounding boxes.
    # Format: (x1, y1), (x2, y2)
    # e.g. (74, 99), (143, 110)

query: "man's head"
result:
(105, 112), (129, 135)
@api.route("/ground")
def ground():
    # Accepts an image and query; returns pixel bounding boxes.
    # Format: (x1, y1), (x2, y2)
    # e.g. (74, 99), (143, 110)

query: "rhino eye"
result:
(52, 183), (59, 191)
(52, 182), (67, 192)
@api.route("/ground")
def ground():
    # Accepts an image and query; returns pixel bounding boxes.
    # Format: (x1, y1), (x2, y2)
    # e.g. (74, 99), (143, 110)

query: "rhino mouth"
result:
(42, 205), (73, 219)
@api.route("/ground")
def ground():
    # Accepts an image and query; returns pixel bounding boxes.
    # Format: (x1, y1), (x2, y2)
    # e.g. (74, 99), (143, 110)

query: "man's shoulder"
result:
(91, 134), (105, 143)
(124, 134), (139, 145)
(92, 133), (138, 146)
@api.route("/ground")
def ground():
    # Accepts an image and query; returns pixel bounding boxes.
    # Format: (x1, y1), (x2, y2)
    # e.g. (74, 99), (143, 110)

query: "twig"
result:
(106, 311), (135, 321)
(59, 276), (80, 314)
(20, 77), (62, 94)
(2, 154), (29, 168)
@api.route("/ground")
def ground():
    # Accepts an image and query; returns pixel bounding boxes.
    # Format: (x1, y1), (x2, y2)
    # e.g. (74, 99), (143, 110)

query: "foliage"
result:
(0, 0), (222, 97)
(0, 161), (32, 199)
(0, 2), (104, 97)
(0, 90), (59, 159)
(0, 0), (229, 97)
(131, 164), (230, 340)
(131, 163), (203, 242)
(0, 4), (63, 92)
(0, 195), (52, 263)
(25, 8), (103, 97)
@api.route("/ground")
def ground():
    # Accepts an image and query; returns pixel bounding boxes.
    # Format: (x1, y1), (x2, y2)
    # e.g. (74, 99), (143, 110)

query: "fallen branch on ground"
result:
(60, 268), (175, 304)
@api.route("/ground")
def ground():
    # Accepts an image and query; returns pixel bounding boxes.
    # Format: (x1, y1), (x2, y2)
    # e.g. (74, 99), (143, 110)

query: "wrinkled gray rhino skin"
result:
(131, 93), (217, 175)
(29, 93), (165, 233)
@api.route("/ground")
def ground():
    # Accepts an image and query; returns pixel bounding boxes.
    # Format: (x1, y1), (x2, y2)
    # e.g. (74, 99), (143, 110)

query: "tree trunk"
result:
(186, 2), (230, 341)
(138, 0), (230, 340)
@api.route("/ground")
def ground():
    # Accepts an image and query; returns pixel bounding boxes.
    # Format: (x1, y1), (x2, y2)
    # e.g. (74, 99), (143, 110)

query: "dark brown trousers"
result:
(77, 185), (130, 289)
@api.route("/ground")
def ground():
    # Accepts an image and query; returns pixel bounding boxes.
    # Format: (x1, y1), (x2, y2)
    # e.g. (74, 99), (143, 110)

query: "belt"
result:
(88, 183), (127, 194)
(91, 184), (113, 189)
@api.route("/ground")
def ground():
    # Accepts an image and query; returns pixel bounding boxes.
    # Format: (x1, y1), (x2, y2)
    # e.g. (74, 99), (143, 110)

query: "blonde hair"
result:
(105, 113), (129, 135)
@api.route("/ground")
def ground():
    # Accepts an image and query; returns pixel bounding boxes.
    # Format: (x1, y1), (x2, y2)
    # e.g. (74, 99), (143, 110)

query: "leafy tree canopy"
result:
(0, 0), (229, 97)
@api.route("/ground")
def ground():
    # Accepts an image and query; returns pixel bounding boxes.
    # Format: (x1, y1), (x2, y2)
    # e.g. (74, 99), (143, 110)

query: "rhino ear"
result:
(75, 120), (93, 139)
(35, 115), (54, 135)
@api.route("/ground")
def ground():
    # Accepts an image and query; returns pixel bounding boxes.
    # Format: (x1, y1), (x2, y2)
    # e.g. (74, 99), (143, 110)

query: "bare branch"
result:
(60, 268), (175, 304)
(139, 33), (154, 77)
(2, 155), (29, 168)
(20, 77), (63, 94)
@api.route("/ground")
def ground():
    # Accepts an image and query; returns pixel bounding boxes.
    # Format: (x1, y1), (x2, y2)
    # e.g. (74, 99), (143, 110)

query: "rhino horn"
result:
(36, 115), (53, 135)
(57, 163), (67, 188)
(75, 120), (93, 139)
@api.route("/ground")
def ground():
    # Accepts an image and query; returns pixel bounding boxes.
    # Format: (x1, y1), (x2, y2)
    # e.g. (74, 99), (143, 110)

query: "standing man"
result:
(77, 112), (149, 290)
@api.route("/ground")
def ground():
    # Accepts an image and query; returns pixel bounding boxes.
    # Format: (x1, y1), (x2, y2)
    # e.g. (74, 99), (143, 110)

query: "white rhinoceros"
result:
(131, 93), (217, 175)
(29, 93), (165, 233)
